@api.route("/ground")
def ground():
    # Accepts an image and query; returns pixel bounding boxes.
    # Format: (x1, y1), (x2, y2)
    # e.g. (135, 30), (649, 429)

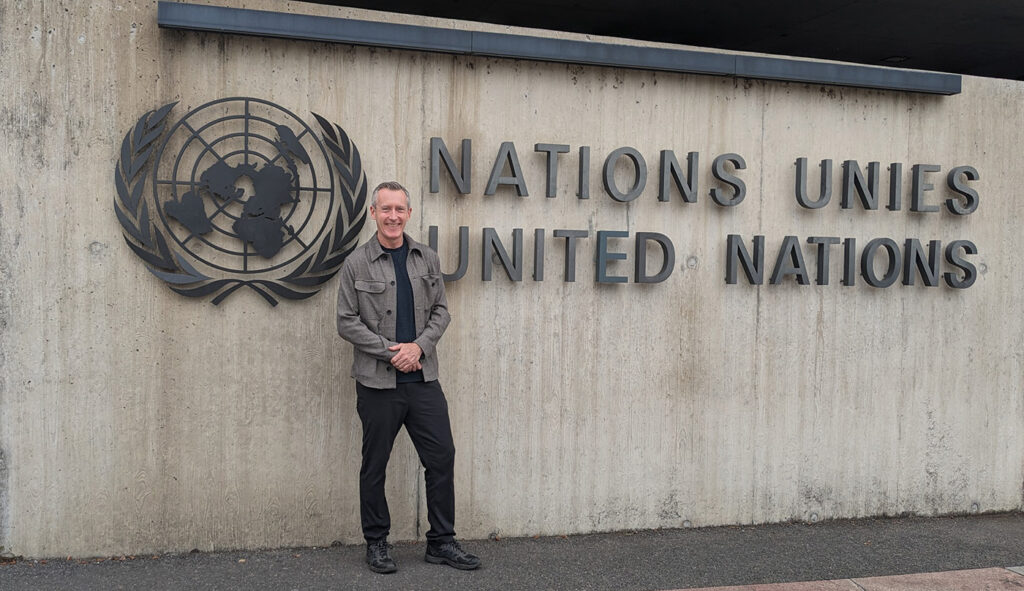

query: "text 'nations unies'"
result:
(426, 138), (980, 288)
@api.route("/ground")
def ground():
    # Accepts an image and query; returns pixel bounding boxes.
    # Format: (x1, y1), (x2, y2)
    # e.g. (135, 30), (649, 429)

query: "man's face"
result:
(371, 188), (411, 248)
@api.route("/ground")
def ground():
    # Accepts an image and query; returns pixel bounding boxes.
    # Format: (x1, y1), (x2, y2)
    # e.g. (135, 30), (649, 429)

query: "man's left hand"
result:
(388, 342), (423, 373)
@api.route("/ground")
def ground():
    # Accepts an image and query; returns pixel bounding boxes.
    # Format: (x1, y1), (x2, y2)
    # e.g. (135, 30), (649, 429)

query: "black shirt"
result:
(383, 242), (424, 383)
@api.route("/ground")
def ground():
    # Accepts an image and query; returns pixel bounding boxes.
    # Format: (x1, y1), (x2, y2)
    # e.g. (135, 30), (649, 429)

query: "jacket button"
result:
(382, 254), (388, 259)
(386, 310), (392, 315)
(390, 281), (395, 286)
(386, 367), (392, 372)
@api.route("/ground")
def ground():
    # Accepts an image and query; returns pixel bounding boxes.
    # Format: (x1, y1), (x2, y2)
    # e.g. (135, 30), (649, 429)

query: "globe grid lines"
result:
(150, 97), (337, 275)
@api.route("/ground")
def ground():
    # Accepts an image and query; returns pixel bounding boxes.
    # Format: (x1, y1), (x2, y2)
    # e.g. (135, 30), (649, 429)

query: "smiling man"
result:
(336, 181), (480, 574)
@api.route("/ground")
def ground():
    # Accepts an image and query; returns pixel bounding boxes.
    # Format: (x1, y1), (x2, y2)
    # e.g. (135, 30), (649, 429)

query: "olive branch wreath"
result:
(113, 102), (367, 306)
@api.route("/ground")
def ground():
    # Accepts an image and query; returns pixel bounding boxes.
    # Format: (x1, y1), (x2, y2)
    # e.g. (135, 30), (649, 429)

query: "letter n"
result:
(726, 235), (764, 284)
(430, 137), (471, 194)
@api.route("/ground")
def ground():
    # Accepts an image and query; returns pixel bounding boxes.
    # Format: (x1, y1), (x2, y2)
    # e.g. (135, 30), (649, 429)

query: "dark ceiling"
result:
(309, 0), (1024, 81)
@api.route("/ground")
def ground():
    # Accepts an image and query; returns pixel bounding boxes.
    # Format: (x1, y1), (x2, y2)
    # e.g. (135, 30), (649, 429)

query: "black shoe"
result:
(424, 539), (480, 570)
(365, 539), (397, 574)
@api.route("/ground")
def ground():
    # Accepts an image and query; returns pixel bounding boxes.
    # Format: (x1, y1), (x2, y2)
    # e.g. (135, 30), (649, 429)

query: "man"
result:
(336, 181), (480, 574)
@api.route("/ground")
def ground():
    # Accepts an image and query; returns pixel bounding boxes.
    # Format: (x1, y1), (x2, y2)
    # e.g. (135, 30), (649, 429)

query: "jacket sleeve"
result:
(413, 253), (451, 358)
(336, 260), (397, 361)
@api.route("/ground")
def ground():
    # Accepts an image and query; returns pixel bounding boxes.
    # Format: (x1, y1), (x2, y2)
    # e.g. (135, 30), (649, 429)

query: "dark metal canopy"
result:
(158, 3), (960, 94)
(308, 0), (1024, 81)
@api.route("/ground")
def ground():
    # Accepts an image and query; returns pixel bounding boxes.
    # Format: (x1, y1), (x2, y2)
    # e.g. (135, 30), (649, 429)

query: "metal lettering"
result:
(485, 142), (529, 196)
(911, 164), (941, 212)
(860, 238), (901, 287)
(533, 228), (545, 281)
(887, 163), (902, 211)
(944, 240), (978, 288)
(795, 157), (832, 209)
(807, 236), (840, 285)
(769, 235), (810, 285)
(842, 160), (880, 210)
(596, 230), (629, 283)
(482, 227), (524, 281)
(710, 153), (746, 206)
(578, 146), (590, 199)
(902, 239), (941, 287)
(946, 165), (980, 215)
(634, 232), (675, 283)
(428, 225), (470, 282)
(535, 143), (570, 198)
(725, 234), (764, 284)
(658, 150), (699, 203)
(603, 147), (647, 202)
(842, 238), (857, 286)
(553, 229), (589, 282)
(429, 137), (471, 194)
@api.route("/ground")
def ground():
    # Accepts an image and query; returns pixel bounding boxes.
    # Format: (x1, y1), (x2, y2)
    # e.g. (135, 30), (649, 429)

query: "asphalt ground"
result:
(1, 513), (1022, 590)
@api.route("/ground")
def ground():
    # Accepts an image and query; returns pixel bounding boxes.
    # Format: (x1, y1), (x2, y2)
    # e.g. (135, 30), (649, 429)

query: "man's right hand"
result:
(388, 342), (423, 373)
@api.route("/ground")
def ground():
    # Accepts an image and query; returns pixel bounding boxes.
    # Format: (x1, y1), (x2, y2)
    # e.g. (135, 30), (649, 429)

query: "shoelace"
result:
(436, 541), (466, 556)
(369, 541), (394, 556)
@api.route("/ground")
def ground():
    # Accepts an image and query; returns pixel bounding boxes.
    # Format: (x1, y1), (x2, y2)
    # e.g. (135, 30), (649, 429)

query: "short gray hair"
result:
(371, 181), (411, 208)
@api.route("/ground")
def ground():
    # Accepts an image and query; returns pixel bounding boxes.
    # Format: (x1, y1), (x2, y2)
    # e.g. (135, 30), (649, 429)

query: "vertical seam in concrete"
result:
(898, 92), (915, 514)
(0, 392), (7, 554)
(749, 82), (767, 520)
(417, 57), (427, 241)
(849, 579), (868, 591)
(415, 57), (427, 542)
(0, 196), (10, 552)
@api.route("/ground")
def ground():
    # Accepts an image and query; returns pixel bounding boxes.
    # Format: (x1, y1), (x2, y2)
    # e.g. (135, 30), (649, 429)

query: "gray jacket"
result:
(336, 234), (450, 389)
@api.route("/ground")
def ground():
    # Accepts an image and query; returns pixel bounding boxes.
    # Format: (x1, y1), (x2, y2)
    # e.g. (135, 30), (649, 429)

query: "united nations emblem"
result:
(113, 97), (367, 305)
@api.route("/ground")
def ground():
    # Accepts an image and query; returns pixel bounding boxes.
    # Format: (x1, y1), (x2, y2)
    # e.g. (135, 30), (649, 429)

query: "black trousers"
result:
(356, 380), (456, 544)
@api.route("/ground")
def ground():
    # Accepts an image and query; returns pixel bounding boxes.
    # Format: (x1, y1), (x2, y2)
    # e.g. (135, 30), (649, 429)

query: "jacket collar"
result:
(366, 233), (425, 260)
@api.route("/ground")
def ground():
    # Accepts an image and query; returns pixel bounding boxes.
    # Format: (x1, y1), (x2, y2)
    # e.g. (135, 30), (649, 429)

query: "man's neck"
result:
(377, 234), (405, 249)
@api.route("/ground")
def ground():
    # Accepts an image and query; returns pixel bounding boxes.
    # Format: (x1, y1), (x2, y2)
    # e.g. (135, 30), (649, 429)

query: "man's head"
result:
(370, 181), (411, 249)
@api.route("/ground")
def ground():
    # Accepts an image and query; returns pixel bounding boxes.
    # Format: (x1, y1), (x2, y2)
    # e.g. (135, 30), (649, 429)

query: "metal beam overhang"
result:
(157, 2), (962, 95)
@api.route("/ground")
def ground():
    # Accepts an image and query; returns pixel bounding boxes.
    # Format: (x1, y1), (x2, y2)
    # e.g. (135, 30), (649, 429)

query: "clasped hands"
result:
(388, 342), (422, 373)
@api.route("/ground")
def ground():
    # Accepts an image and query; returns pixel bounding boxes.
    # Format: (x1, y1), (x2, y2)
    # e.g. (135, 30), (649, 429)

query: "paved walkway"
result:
(683, 567), (1024, 590)
(1, 513), (1022, 590)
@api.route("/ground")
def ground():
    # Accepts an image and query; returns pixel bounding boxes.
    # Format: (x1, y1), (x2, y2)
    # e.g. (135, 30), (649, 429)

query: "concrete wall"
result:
(1, 0), (1021, 557)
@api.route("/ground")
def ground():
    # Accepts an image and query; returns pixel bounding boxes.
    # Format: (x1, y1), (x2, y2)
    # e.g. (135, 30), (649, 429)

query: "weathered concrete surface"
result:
(0, 0), (1022, 556)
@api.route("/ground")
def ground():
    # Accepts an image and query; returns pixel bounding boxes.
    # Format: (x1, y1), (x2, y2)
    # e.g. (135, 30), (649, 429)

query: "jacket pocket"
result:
(354, 280), (386, 294)
(414, 273), (442, 332)
(354, 279), (387, 320)
(416, 273), (441, 291)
